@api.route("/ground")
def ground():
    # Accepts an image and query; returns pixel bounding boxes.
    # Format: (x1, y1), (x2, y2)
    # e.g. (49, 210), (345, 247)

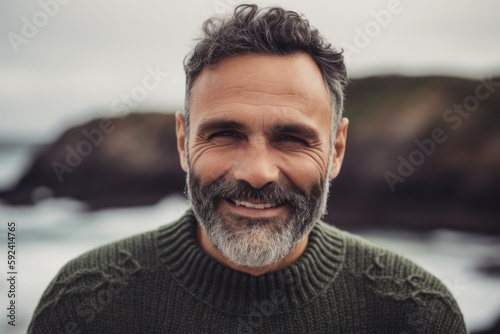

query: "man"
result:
(29, 5), (467, 333)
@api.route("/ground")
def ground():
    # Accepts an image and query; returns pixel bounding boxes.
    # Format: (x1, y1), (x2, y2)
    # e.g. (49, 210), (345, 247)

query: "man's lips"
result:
(219, 198), (286, 218)
(223, 198), (285, 209)
(230, 199), (277, 209)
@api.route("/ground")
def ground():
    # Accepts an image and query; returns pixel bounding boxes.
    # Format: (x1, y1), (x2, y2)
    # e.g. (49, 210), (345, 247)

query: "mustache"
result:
(194, 177), (310, 210)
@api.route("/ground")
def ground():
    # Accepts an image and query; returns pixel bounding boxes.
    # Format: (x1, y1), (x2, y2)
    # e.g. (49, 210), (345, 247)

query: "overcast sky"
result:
(1, 0), (499, 142)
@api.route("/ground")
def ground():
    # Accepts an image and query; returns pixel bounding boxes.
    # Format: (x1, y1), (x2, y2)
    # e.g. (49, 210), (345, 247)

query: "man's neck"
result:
(195, 225), (309, 276)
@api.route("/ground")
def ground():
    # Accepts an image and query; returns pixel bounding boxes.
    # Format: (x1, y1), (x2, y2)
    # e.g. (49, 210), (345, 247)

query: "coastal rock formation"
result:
(1, 112), (184, 209)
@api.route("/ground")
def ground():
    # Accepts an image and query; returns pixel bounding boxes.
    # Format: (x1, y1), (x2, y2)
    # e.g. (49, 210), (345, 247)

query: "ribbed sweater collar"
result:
(156, 210), (345, 315)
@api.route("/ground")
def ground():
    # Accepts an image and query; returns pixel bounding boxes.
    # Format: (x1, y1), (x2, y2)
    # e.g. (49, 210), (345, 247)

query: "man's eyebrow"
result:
(272, 123), (321, 141)
(197, 119), (246, 135)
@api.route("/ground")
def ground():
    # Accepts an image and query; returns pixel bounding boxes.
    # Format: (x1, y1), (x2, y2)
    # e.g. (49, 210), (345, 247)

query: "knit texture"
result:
(28, 210), (467, 333)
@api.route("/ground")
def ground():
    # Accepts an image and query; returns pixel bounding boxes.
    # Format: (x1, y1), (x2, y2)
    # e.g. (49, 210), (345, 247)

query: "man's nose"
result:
(232, 142), (280, 189)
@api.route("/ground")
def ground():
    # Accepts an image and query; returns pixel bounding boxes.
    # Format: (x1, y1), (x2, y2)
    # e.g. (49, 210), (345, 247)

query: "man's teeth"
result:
(233, 200), (276, 209)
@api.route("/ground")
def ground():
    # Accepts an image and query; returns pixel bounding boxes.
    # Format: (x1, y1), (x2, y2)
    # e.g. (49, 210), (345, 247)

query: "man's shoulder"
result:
(316, 222), (467, 333)
(319, 221), (463, 310)
(63, 227), (159, 274)
(36, 227), (160, 304)
(317, 222), (456, 295)
(319, 221), (437, 278)
(40, 211), (191, 293)
(28, 214), (192, 333)
(59, 211), (192, 275)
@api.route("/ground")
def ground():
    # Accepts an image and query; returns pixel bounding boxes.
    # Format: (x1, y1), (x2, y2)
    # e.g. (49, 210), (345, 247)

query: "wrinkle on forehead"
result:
(205, 86), (316, 112)
(190, 53), (332, 121)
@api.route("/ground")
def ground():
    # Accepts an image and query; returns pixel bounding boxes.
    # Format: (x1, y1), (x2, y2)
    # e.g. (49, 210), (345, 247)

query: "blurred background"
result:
(1, 0), (500, 332)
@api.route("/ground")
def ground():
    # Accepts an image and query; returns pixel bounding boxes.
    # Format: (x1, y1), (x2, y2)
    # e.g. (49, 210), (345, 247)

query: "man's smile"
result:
(221, 198), (286, 218)
(230, 199), (277, 209)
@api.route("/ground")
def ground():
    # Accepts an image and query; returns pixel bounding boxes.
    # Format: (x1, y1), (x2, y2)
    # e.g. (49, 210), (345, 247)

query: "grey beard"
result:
(185, 164), (331, 268)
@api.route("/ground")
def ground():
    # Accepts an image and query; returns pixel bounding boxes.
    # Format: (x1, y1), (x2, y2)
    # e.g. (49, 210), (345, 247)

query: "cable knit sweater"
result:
(29, 210), (467, 333)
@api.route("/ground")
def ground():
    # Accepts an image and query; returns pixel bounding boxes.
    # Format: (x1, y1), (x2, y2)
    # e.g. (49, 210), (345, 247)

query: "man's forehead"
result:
(189, 53), (332, 121)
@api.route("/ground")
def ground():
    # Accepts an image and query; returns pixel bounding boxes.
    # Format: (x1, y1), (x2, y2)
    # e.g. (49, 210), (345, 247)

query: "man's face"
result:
(176, 53), (348, 268)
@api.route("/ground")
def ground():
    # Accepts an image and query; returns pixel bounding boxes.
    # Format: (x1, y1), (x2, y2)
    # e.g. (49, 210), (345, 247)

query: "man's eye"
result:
(279, 135), (306, 144)
(209, 131), (238, 139)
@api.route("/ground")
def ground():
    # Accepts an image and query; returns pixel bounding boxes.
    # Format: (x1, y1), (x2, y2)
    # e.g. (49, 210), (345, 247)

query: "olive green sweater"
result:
(29, 210), (467, 333)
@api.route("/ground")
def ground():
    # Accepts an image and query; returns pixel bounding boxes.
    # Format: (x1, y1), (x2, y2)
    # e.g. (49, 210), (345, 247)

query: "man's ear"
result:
(330, 117), (349, 180)
(175, 111), (188, 172)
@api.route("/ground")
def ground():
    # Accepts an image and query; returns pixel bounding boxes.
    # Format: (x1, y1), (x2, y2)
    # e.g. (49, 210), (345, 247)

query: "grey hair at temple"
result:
(183, 4), (348, 140)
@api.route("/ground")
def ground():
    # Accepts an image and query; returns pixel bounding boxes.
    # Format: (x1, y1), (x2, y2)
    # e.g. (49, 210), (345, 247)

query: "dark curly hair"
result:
(183, 4), (347, 136)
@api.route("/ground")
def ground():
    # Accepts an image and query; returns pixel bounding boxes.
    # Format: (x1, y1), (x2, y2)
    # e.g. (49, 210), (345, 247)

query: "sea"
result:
(0, 144), (499, 333)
